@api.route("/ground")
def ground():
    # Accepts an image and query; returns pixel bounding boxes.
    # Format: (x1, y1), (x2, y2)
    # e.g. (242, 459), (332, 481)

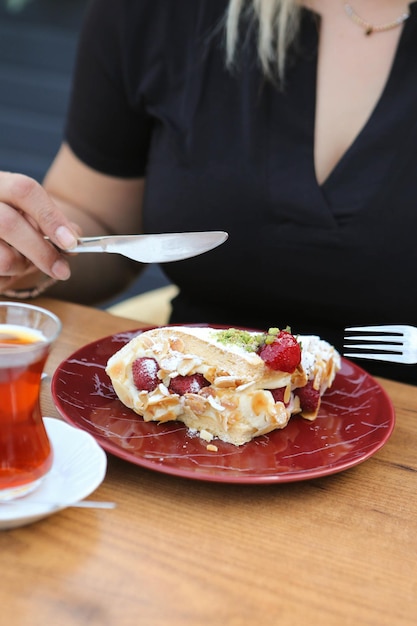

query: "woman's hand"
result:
(0, 144), (145, 304)
(0, 171), (80, 293)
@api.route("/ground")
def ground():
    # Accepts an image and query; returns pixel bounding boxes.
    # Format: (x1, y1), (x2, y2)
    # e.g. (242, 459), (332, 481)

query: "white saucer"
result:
(0, 417), (107, 530)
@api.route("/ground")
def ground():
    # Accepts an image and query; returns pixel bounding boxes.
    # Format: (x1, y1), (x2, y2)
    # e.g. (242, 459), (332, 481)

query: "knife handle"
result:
(44, 235), (112, 253)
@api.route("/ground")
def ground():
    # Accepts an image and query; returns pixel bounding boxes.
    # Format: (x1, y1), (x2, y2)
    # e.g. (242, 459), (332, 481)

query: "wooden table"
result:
(1, 298), (416, 626)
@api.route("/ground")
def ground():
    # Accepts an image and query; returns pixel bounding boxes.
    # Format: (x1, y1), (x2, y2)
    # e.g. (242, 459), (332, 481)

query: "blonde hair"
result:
(225, 0), (301, 82)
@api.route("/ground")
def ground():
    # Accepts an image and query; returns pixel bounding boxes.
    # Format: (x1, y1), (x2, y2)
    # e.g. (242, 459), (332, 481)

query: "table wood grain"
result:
(1, 298), (416, 626)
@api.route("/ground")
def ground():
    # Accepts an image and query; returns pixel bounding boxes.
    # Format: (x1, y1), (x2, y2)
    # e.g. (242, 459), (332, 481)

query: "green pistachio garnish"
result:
(264, 327), (278, 345)
(213, 328), (264, 352)
(213, 326), (294, 352)
(263, 326), (294, 346)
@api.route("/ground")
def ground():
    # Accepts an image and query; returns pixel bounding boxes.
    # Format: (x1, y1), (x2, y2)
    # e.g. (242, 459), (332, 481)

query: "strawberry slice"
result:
(169, 373), (210, 395)
(258, 330), (301, 373)
(131, 357), (159, 391)
(271, 387), (289, 406)
(295, 381), (320, 413)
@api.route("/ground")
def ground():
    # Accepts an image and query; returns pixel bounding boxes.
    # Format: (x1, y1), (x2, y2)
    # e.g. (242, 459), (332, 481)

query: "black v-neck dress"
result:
(65, 0), (417, 383)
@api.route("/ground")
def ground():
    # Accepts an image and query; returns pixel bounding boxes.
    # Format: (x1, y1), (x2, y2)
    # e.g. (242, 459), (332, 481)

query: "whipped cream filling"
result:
(300, 335), (341, 377)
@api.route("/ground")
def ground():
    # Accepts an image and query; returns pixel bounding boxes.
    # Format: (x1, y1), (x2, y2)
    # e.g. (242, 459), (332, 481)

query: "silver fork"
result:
(344, 324), (417, 364)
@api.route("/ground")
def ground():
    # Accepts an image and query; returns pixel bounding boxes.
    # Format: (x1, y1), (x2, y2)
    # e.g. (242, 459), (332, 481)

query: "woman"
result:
(0, 0), (416, 383)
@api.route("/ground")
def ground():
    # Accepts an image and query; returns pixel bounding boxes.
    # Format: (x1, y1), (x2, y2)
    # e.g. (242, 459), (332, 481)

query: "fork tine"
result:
(344, 325), (404, 333)
(343, 343), (402, 352)
(344, 335), (403, 343)
(343, 352), (411, 364)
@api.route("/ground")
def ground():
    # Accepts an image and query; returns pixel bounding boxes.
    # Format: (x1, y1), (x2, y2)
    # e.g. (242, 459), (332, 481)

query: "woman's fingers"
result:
(0, 239), (32, 276)
(0, 260), (39, 291)
(0, 172), (80, 279)
(0, 172), (78, 245)
(0, 201), (71, 280)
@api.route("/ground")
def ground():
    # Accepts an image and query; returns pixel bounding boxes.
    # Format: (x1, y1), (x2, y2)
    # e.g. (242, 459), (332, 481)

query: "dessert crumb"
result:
(200, 429), (214, 442)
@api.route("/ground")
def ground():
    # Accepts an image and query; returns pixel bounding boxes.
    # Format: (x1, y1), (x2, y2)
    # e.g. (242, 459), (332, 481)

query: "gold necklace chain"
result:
(344, 3), (410, 35)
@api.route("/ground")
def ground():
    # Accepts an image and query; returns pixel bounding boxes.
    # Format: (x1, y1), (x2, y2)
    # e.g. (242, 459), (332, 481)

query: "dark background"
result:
(0, 0), (170, 307)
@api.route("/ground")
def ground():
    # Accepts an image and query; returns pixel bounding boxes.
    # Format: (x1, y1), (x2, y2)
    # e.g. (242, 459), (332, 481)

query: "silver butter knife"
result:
(46, 231), (228, 263)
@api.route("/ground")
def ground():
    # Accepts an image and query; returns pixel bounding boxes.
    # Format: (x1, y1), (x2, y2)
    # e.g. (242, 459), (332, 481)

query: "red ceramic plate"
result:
(51, 326), (395, 484)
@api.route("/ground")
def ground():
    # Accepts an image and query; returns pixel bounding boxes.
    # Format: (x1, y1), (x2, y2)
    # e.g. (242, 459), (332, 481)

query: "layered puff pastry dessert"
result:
(106, 326), (341, 447)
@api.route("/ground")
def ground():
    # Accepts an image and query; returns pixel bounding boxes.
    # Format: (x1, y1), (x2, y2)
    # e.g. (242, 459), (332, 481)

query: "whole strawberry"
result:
(132, 357), (159, 391)
(258, 329), (301, 373)
(169, 373), (210, 395)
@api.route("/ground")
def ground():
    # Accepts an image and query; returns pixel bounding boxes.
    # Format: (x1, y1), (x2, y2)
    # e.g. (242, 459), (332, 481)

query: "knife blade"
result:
(46, 231), (228, 263)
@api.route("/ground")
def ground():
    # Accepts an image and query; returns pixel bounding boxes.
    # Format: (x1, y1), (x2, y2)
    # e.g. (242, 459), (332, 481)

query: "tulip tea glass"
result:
(0, 302), (61, 500)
